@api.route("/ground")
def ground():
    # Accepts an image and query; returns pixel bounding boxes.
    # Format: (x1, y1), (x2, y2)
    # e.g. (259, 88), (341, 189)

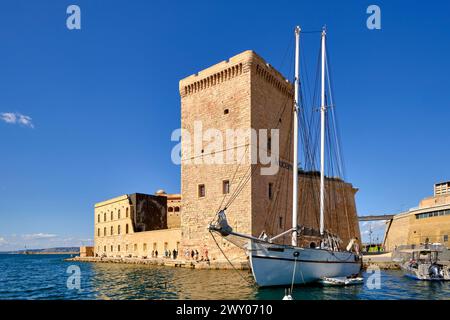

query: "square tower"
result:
(179, 50), (295, 263)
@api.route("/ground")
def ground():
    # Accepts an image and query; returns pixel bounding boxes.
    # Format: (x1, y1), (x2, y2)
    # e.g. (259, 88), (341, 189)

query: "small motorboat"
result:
(397, 245), (450, 281)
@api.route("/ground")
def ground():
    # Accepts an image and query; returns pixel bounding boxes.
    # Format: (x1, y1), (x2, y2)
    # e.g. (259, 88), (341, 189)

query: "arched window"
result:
(118, 225), (121, 235)
(110, 226), (113, 235)
(104, 213), (106, 222)
(126, 208), (129, 218)
(103, 227), (106, 236)
(97, 214), (100, 223)
(174, 207), (180, 212)
(118, 210), (121, 219)
(97, 228), (100, 236)
(110, 212), (113, 221)
(126, 224), (129, 234)
(168, 207), (173, 213)
(118, 245), (120, 252)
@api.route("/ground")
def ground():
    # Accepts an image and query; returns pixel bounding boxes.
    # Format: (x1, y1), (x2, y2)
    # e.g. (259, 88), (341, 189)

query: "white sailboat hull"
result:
(249, 241), (361, 287)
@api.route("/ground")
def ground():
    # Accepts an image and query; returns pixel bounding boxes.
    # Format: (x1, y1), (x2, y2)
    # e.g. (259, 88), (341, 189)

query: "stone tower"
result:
(179, 50), (360, 265)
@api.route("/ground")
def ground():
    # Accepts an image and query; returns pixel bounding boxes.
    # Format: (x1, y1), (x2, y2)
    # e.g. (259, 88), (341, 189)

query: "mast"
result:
(319, 27), (326, 236)
(292, 26), (300, 247)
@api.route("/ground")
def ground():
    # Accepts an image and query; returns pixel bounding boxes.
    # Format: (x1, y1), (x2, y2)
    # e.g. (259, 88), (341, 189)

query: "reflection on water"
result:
(0, 254), (449, 300)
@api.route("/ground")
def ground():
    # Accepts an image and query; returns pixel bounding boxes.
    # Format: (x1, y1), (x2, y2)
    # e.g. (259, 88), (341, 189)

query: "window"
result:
(224, 108), (229, 115)
(134, 244), (137, 251)
(268, 183), (273, 200)
(118, 225), (121, 235)
(143, 243), (147, 251)
(111, 212), (113, 221)
(111, 245), (113, 252)
(153, 243), (157, 250)
(126, 208), (129, 218)
(168, 207), (173, 213)
(118, 210), (121, 219)
(104, 227), (106, 236)
(279, 217), (283, 229)
(110, 226), (113, 235)
(104, 246), (106, 252)
(104, 213), (107, 222)
(97, 228), (100, 237)
(198, 184), (206, 198)
(97, 214), (100, 223)
(444, 235), (449, 242)
(174, 207), (180, 213)
(223, 180), (230, 194)
(126, 224), (129, 234)
(118, 245), (120, 252)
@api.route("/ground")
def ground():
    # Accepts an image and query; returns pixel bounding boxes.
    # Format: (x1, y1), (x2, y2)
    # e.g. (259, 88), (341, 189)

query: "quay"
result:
(67, 254), (400, 270)
(65, 256), (250, 270)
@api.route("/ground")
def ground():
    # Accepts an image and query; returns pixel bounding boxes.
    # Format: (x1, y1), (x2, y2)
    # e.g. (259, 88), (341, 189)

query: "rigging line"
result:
(209, 230), (255, 286)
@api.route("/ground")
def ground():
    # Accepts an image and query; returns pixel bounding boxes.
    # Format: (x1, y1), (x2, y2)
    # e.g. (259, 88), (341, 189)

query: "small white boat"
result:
(319, 276), (364, 286)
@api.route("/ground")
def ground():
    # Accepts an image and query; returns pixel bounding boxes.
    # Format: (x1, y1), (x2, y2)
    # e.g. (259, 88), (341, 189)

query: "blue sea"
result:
(0, 254), (448, 300)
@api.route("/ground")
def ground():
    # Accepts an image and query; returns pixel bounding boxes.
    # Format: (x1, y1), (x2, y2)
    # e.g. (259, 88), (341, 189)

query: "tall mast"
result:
(319, 27), (326, 236)
(292, 26), (300, 247)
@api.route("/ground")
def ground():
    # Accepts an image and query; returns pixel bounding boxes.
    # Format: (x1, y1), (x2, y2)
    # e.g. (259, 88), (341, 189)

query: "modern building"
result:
(383, 182), (450, 251)
(94, 192), (181, 258)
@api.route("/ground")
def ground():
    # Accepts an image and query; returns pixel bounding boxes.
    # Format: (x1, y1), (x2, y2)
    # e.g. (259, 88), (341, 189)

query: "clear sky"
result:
(0, 0), (449, 250)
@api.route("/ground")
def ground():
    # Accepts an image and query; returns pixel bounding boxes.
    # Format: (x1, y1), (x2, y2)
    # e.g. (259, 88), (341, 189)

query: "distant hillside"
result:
(4, 247), (80, 254)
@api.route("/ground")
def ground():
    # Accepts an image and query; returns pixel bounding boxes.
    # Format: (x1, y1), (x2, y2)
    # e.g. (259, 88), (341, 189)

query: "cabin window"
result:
(198, 184), (206, 198)
(268, 183), (274, 199)
(223, 180), (230, 194)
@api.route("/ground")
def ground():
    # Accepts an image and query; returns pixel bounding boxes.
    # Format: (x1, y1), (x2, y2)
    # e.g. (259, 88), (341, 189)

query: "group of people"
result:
(151, 249), (178, 259)
(184, 247), (209, 262)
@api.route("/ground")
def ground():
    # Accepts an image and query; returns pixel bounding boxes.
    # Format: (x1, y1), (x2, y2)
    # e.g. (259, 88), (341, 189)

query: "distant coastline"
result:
(0, 247), (80, 255)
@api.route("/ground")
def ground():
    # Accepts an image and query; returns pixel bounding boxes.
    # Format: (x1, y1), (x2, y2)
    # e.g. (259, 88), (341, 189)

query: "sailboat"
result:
(209, 26), (362, 287)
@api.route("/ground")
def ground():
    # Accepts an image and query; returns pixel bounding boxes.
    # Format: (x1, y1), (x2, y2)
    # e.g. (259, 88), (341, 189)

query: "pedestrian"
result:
(195, 249), (199, 261)
(155, 250), (158, 258)
(191, 249), (195, 260)
(172, 249), (176, 259)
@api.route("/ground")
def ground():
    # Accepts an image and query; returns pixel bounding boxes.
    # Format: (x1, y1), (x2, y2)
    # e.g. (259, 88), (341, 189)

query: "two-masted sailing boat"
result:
(209, 26), (362, 287)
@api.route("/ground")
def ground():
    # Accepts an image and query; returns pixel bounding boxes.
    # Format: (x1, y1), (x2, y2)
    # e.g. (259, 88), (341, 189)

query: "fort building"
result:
(94, 192), (181, 258)
(384, 182), (450, 251)
(90, 50), (361, 265)
(179, 50), (361, 264)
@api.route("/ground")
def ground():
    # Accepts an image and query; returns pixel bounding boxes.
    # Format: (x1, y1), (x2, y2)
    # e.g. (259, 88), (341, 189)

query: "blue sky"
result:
(0, 0), (449, 250)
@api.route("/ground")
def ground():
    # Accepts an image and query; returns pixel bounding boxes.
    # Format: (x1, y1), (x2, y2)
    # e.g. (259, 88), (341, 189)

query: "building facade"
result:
(94, 192), (181, 258)
(384, 182), (450, 251)
(179, 50), (361, 263)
